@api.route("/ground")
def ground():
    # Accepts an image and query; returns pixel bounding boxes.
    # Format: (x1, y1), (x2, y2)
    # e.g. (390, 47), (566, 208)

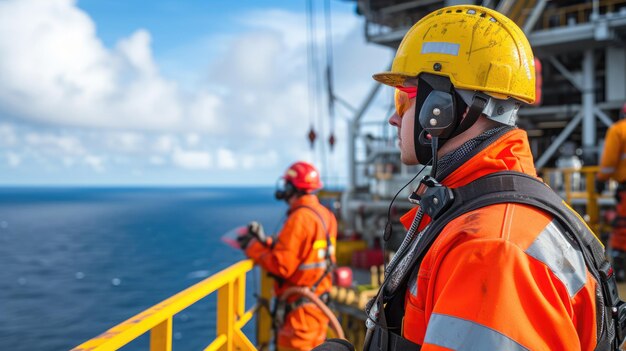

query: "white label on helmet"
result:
(421, 42), (460, 56)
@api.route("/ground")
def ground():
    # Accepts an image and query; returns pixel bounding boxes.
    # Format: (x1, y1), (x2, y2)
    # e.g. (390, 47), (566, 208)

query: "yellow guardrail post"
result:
(232, 272), (257, 351)
(235, 274), (245, 321)
(541, 166), (605, 237)
(217, 280), (234, 351)
(150, 318), (172, 351)
(71, 260), (258, 351)
(564, 170), (573, 205)
(257, 268), (273, 351)
(584, 166), (600, 235)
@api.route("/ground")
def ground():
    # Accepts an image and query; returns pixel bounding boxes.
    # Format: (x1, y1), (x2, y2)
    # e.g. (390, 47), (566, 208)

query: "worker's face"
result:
(389, 91), (418, 165)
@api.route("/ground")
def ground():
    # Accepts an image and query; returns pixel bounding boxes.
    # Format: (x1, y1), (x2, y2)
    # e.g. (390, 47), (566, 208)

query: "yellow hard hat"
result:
(373, 5), (535, 104)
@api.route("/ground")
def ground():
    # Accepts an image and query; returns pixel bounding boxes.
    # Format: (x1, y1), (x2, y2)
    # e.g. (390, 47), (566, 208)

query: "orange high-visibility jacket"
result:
(599, 119), (626, 182)
(246, 194), (337, 351)
(246, 194), (337, 298)
(399, 129), (598, 350)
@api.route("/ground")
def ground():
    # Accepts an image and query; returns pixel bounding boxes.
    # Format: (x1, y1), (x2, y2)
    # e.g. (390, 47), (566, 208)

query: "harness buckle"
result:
(614, 301), (626, 344)
(273, 299), (287, 329)
(598, 260), (626, 345)
(600, 261), (620, 307)
(409, 176), (454, 219)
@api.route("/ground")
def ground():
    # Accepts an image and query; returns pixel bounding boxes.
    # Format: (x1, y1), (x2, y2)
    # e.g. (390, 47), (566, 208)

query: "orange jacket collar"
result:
(400, 129), (537, 228)
(442, 128), (537, 187)
(289, 194), (319, 211)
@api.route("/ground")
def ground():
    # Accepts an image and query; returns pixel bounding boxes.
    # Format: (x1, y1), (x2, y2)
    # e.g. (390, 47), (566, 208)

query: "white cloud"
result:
(172, 148), (212, 170)
(84, 155), (104, 172)
(185, 133), (200, 147)
(62, 156), (75, 167)
(0, 0), (220, 132)
(6, 152), (21, 167)
(241, 155), (256, 170)
(149, 155), (165, 165)
(187, 92), (223, 132)
(104, 132), (145, 153)
(24, 132), (86, 155)
(213, 32), (284, 88)
(0, 124), (17, 146)
(116, 29), (157, 77)
(153, 135), (177, 153)
(0, 1), (391, 184)
(217, 148), (236, 170)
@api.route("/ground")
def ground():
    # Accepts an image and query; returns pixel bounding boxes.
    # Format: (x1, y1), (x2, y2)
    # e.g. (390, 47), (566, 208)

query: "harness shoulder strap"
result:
(292, 205), (334, 292)
(291, 205), (331, 248)
(373, 171), (624, 351)
(427, 171), (623, 350)
(292, 205), (328, 231)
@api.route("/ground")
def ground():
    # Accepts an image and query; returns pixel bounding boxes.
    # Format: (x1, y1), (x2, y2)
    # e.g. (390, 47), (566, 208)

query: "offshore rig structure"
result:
(340, 0), (626, 249)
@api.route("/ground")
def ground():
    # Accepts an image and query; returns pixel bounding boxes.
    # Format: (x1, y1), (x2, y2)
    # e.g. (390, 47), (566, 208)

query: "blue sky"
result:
(0, 0), (392, 186)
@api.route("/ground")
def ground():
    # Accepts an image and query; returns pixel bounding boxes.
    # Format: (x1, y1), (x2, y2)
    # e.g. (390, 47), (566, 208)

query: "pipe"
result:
(582, 49), (596, 163)
(278, 286), (345, 339)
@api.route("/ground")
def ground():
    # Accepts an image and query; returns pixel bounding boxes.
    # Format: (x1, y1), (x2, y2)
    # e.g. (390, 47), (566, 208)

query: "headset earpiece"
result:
(419, 90), (456, 139)
(275, 181), (297, 200)
(274, 189), (286, 200)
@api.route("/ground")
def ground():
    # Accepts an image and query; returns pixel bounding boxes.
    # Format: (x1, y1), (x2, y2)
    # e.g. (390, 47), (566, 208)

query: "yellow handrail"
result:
(506, 0), (537, 28)
(71, 260), (267, 351)
(541, 166), (610, 235)
(542, 0), (626, 29)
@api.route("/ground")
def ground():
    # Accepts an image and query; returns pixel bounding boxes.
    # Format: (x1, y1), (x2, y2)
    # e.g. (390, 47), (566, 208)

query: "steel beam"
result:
(535, 111), (583, 169)
(547, 56), (583, 91)
(348, 81), (384, 191)
(523, 0), (548, 34)
(379, 0), (442, 15)
(594, 107), (615, 127)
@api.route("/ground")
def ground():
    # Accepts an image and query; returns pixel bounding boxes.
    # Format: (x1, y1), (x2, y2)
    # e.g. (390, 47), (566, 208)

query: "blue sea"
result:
(0, 187), (287, 351)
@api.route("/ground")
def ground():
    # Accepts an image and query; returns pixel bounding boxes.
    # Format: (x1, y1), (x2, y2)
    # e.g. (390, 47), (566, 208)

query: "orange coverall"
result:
(399, 129), (598, 350)
(599, 119), (626, 251)
(245, 194), (337, 351)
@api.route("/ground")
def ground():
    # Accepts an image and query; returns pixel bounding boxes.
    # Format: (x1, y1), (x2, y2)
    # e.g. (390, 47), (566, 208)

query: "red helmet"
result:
(283, 161), (323, 192)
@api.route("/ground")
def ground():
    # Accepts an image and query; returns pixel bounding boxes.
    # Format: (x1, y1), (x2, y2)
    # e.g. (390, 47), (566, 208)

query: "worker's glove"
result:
(236, 232), (254, 250)
(237, 221), (266, 250)
(596, 179), (607, 194)
(247, 221), (266, 244)
(311, 339), (355, 351)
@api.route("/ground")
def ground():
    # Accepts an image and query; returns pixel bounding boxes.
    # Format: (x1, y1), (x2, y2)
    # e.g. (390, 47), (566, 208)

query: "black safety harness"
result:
(272, 205), (335, 329)
(366, 171), (626, 351)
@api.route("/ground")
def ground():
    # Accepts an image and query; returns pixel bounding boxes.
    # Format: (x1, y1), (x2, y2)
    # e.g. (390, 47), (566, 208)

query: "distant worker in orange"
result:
(597, 103), (626, 281)
(312, 5), (624, 351)
(238, 161), (337, 351)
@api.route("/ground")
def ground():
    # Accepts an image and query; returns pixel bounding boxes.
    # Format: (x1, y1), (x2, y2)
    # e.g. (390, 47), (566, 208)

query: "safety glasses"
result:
(394, 86), (417, 117)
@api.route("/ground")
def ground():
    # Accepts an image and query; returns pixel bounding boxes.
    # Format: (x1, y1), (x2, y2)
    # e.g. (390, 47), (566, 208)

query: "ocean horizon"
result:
(0, 186), (287, 350)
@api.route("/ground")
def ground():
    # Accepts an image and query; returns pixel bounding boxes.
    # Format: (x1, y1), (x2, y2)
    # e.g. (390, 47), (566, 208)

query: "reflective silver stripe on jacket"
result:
(424, 313), (529, 350)
(298, 261), (327, 270)
(622, 153), (626, 160)
(600, 166), (616, 174)
(525, 220), (587, 297)
(409, 270), (418, 297)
